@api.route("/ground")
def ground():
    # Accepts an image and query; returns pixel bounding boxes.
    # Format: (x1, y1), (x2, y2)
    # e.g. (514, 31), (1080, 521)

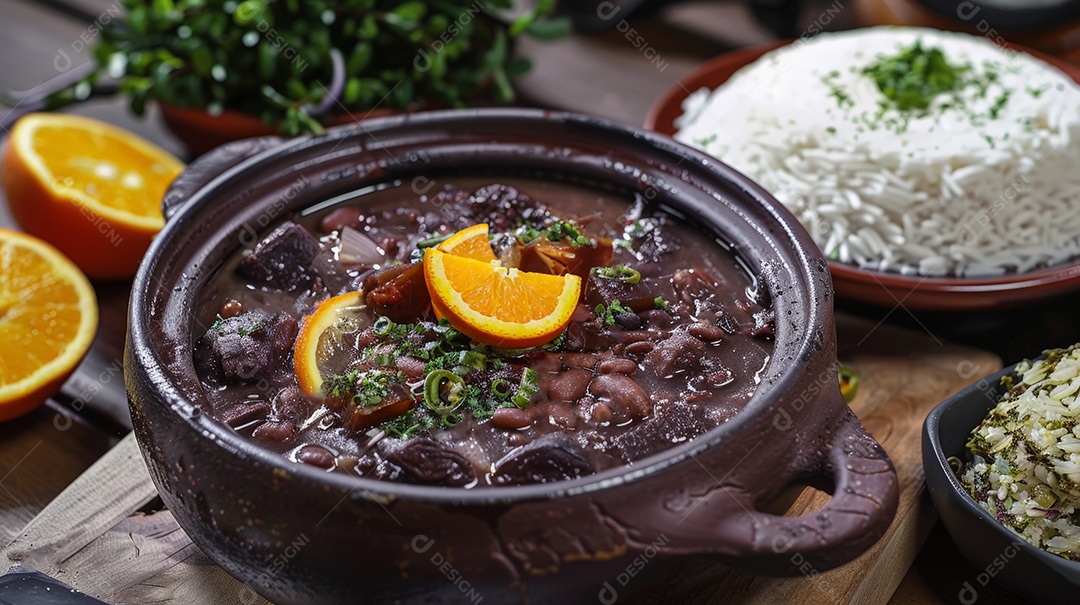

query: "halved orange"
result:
(1, 113), (185, 279)
(436, 223), (497, 262)
(293, 291), (366, 395)
(423, 247), (580, 349)
(0, 228), (98, 421)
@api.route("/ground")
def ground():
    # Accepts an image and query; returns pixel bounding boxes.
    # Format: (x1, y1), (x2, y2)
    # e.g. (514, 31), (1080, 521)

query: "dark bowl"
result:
(645, 37), (1080, 311)
(125, 109), (899, 604)
(923, 362), (1080, 602)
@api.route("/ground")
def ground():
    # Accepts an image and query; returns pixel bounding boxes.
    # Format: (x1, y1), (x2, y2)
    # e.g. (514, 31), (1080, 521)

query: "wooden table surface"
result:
(2, 0), (1071, 603)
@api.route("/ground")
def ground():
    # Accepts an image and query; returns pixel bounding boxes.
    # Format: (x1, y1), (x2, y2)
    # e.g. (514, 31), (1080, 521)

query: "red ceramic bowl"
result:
(645, 36), (1080, 311)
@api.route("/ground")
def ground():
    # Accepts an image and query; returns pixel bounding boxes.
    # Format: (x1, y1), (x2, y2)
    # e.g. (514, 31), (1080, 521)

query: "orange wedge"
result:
(1, 113), (184, 279)
(436, 223), (497, 262)
(0, 228), (98, 421)
(423, 248), (580, 349)
(293, 291), (366, 395)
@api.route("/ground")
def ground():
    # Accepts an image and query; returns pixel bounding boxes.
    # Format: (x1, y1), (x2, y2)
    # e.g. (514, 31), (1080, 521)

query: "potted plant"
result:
(52, 0), (567, 155)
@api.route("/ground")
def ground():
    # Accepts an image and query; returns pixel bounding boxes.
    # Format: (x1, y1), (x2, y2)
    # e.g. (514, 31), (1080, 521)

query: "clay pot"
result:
(126, 109), (898, 604)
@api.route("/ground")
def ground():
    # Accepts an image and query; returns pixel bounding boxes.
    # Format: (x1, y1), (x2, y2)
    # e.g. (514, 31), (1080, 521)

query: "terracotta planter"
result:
(157, 103), (395, 156)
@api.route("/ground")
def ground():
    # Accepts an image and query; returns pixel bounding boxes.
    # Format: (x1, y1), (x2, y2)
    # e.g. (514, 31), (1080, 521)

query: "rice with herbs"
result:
(961, 344), (1080, 559)
(674, 27), (1080, 277)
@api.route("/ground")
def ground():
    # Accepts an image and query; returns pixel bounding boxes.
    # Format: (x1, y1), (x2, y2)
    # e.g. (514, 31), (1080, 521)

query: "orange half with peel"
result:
(293, 291), (367, 395)
(1, 113), (184, 279)
(0, 228), (98, 421)
(436, 223), (498, 262)
(423, 247), (580, 349)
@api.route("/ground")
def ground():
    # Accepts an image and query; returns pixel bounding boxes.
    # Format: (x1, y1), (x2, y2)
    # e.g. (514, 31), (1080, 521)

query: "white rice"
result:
(674, 26), (1080, 277)
(961, 345), (1080, 559)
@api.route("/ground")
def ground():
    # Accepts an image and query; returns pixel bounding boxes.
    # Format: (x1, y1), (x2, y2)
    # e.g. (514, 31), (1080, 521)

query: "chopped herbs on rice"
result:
(960, 344), (1080, 561)
(675, 27), (1080, 279)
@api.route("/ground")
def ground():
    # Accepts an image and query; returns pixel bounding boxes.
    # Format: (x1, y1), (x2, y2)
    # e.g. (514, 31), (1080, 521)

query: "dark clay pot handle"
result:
(660, 401), (898, 574)
(739, 407), (898, 572)
(162, 136), (285, 221)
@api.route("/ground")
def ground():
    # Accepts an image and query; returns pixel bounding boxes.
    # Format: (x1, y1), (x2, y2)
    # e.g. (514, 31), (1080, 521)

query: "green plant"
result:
(54, 0), (567, 136)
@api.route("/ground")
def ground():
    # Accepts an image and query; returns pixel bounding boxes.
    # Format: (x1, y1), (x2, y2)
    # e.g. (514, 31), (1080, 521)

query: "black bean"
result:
(507, 432), (529, 447)
(548, 369), (592, 401)
(549, 403), (578, 429)
(491, 407), (532, 430)
(624, 341), (654, 356)
(614, 312), (643, 330)
(589, 401), (613, 424)
(689, 323), (726, 342)
(222, 401), (269, 428)
(640, 309), (672, 328)
(273, 386), (312, 422)
(588, 375), (651, 422)
(598, 358), (637, 375)
(252, 420), (295, 443)
(296, 444), (335, 469)
(319, 207), (363, 233)
(220, 300), (243, 319)
(707, 368), (734, 386)
(561, 353), (598, 370)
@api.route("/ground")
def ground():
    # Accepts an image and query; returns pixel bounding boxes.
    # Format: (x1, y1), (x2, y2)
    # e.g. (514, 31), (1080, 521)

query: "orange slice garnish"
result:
(436, 223), (497, 262)
(423, 247), (580, 349)
(1, 113), (184, 279)
(293, 291), (366, 395)
(0, 228), (98, 421)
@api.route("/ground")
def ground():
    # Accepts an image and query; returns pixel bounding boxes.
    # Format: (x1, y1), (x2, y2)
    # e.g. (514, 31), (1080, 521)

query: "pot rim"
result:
(129, 108), (832, 505)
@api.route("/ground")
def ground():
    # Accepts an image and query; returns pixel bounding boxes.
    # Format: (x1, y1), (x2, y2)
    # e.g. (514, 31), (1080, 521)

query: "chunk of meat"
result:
(519, 221), (613, 279)
(361, 263), (430, 323)
(584, 274), (678, 313)
(239, 221), (320, 291)
(491, 434), (594, 486)
(645, 331), (707, 378)
(382, 439), (476, 487)
(624, 217), (680, 264)
(194, 310), (298, 383)
(468, 184), (549, 232)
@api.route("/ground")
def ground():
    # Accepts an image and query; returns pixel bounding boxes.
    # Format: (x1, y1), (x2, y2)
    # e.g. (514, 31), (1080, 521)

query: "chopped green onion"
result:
(546, 221), (590, 248)
(373, 316), (395, 336)
(374, 352), (396, 367)
(592, 264), (641, 285)
(512, 368), (540, 409)
(491, 378), (512, 398)
(453, 351), (487, 375)
(518, 226), (542, 243)
(416, 233), (453, 249)
(423, 369), (466, 416)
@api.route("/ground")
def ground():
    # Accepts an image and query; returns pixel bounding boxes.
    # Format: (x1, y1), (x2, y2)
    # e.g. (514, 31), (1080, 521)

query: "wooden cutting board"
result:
(1, 315), (1000, 605)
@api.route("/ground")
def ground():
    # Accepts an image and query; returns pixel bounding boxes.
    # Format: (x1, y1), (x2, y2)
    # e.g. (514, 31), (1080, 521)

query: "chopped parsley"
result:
(238, 322), (261, 337)
(861, 41), (969, 112)
(653, 296), (669, 310)
(323, 368), (407, 408)
(822, 70), (854, 109)
(594, 299), (633, 326)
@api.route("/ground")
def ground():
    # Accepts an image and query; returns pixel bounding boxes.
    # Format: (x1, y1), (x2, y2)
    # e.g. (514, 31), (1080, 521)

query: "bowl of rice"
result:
(924, 345), (1080, 602)
(647, 26), (1080, 310)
